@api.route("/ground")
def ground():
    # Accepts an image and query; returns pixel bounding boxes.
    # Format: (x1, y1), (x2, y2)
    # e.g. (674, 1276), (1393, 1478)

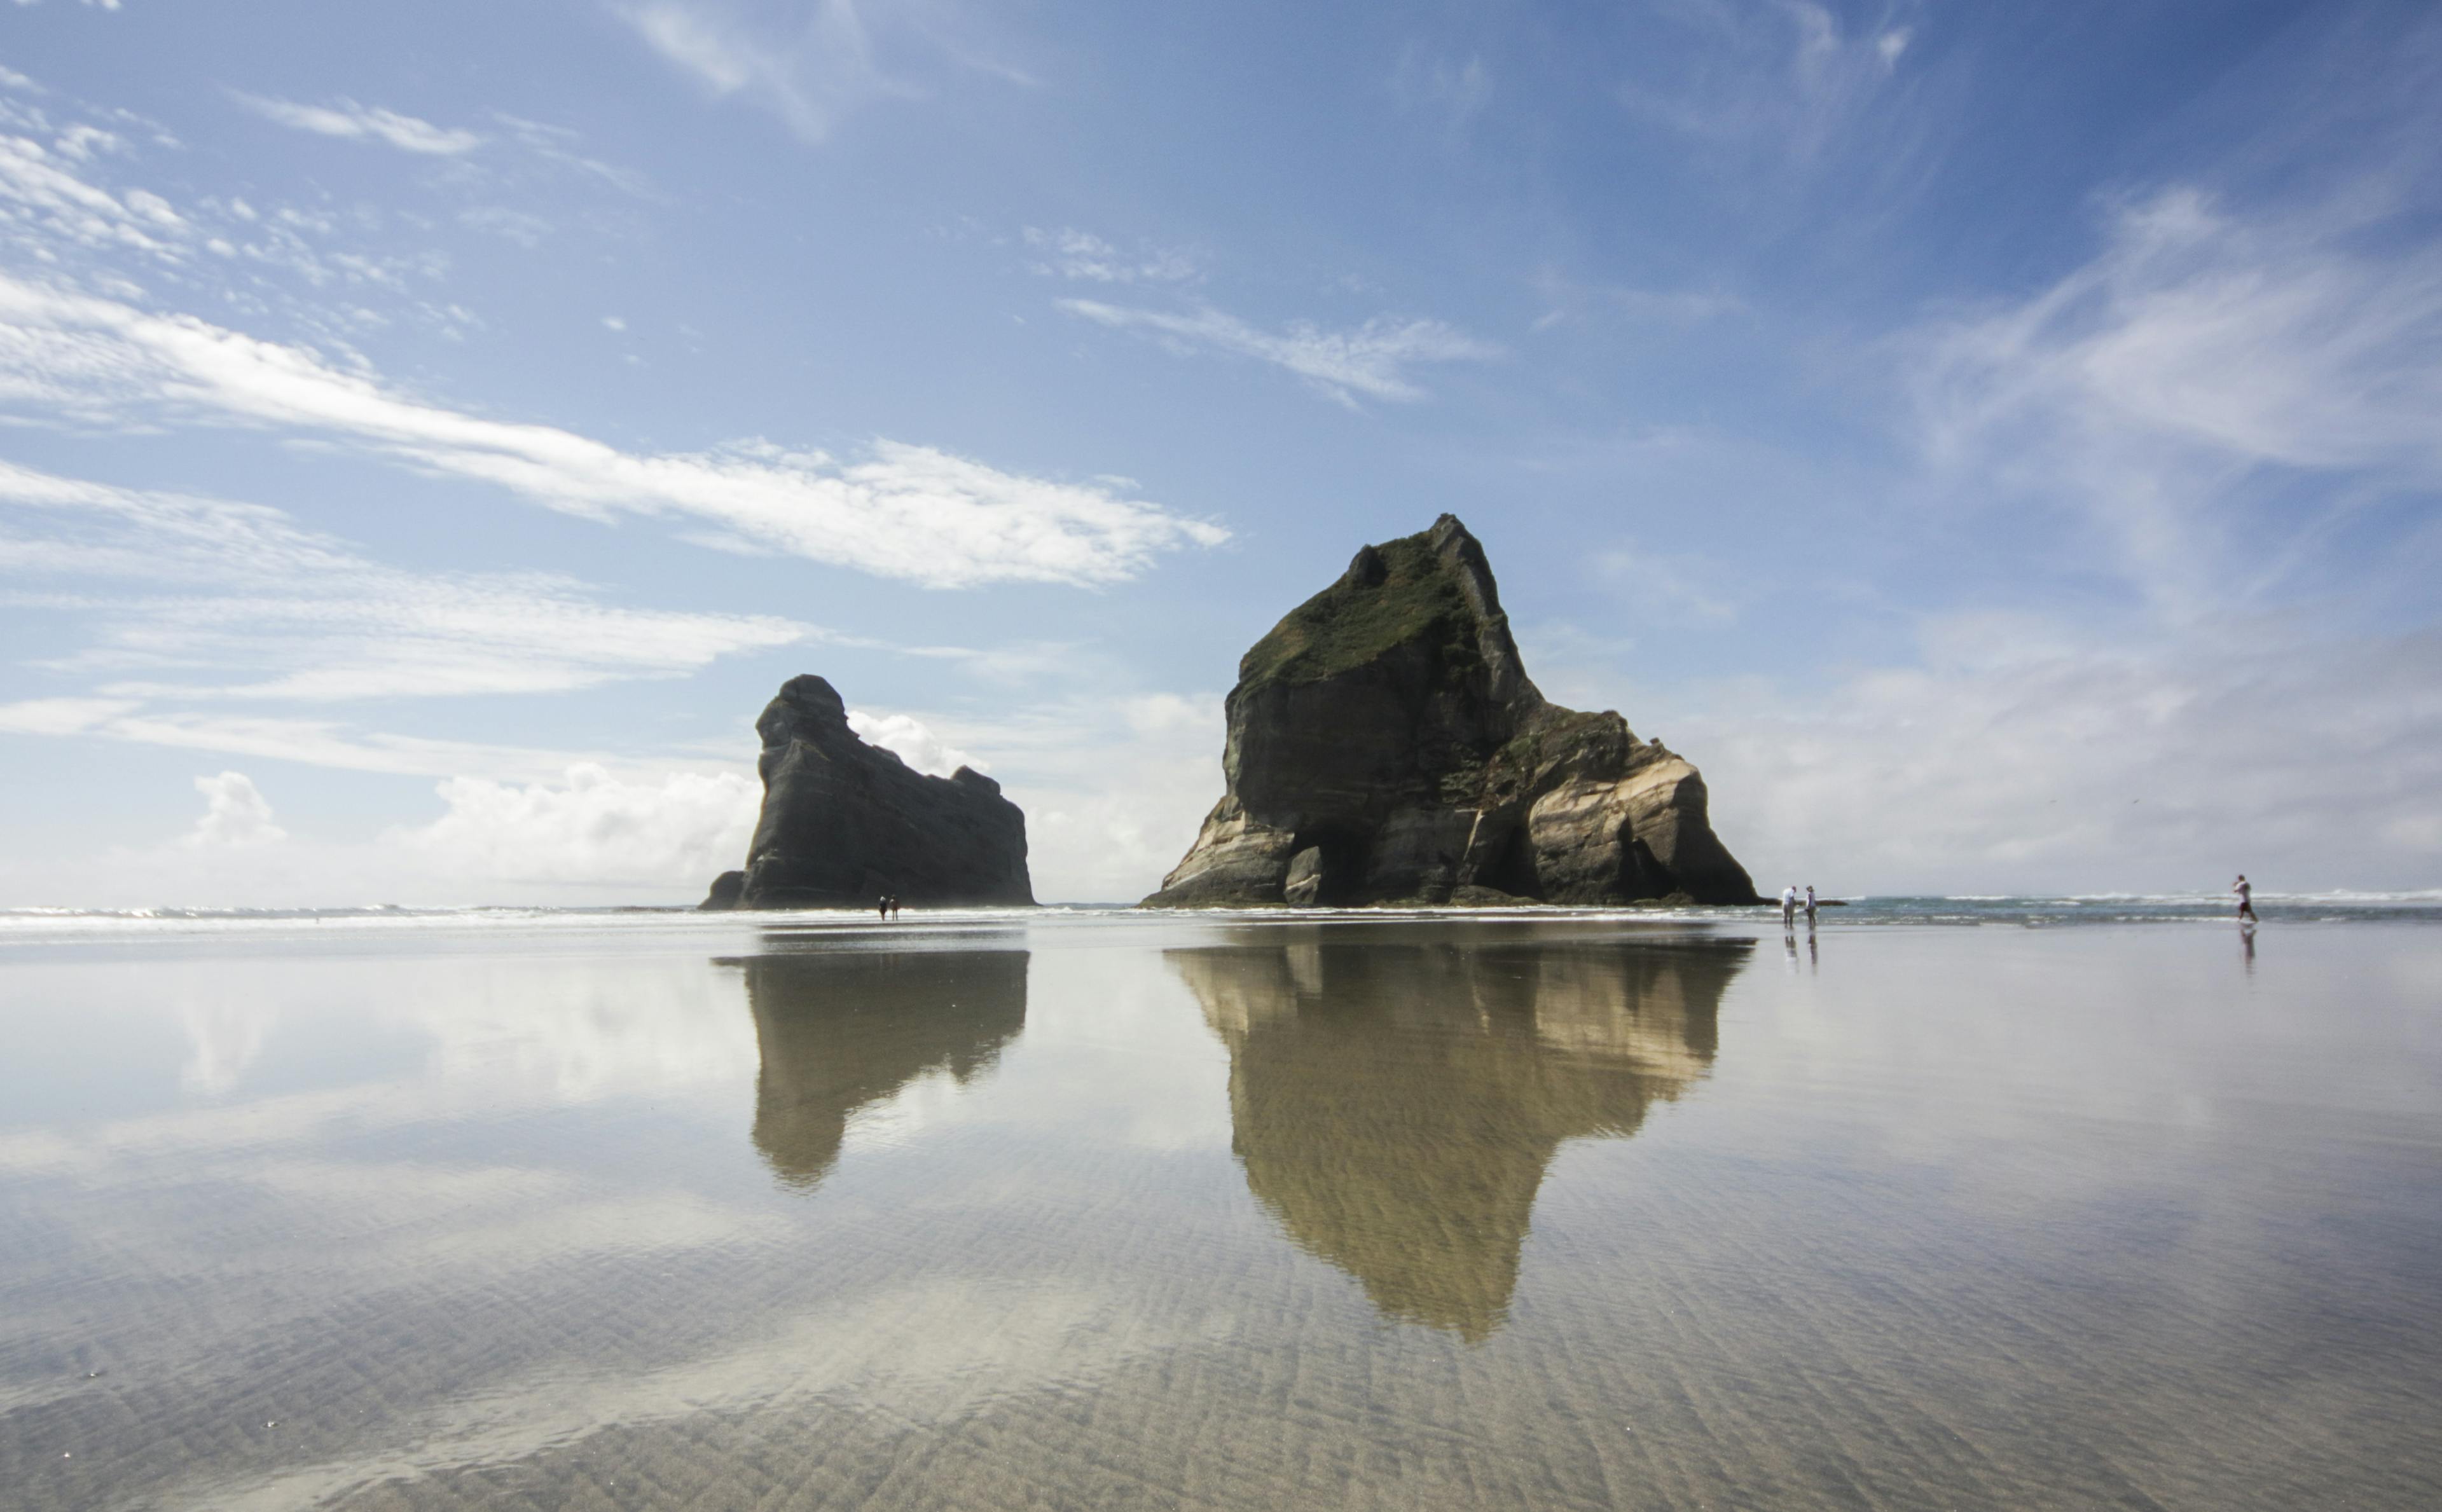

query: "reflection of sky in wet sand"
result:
(1173, 927), (1750, 1339)
(4, 918), (2441, 1510)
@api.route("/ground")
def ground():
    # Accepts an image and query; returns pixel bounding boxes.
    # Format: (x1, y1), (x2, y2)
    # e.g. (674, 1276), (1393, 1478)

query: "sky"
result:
(0, 0), (2437, 906)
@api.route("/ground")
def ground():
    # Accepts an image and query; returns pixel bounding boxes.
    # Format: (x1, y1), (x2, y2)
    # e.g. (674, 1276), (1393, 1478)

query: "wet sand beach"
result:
(3, 907), (2438, 1509)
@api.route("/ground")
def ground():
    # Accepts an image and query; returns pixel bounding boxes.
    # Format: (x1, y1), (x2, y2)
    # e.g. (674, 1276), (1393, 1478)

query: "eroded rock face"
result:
(703, 675), (1034, 909)
(1143, 516), (1756, 907)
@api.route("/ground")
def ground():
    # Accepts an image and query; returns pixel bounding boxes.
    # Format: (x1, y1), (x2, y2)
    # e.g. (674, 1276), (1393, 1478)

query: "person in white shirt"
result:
(2233, 874), (2256, 923)
(1781, 885), (1798, 930)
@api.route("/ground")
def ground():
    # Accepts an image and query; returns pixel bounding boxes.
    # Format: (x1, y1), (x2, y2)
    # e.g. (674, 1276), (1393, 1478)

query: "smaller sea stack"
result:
(701, 675), (1033, 909)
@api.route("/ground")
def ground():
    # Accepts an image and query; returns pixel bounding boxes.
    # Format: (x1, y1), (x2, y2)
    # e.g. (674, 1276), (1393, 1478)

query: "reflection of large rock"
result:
(1171, 924), (1751, 1339)
(1143, 516), (1756, 907)
(705, 675), (1034, 909)
(738, 945), (1028, 1187)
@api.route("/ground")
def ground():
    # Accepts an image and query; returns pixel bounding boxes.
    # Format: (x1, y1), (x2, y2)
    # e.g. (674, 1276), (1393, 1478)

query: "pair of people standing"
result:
(876, 895), (901, 920)
(1780, 884), (1818, 930)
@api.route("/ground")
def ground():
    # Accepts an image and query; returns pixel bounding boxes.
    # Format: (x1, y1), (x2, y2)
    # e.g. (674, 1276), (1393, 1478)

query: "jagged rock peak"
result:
(1142, 518), (1756, 909)
(701, 675), (1033, 910)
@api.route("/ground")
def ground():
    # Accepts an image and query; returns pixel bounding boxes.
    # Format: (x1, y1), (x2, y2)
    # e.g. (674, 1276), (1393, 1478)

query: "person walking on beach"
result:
(877, 895), (890, 920)
(2233, 874), (2256, 923)
(1781, 884), (1798, 931)
(1804, 885), (1818, 926)
(889, 895), (902, 921)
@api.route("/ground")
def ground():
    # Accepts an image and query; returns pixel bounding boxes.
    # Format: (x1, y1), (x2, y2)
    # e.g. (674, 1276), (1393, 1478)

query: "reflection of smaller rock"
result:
(735, 945), (1028, 1188)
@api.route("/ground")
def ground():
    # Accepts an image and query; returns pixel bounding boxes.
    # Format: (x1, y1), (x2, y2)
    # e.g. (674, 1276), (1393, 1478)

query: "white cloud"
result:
(1671, 617), (2442, 895)
(0, 462), (813, 701)
(0, 694), (134, 734)
(233, 94), (484, 156)
(1056, 298), (1498, 406)
(1915, 185), (2442, 610)
(0, 131), (188, 259)
(390, 763), (757, 887)
(622, 0), (1035, 143)
(624, 0), (909, 143)
(0, 275), (1227, 586)
(847, 710), (977, 776)
(0, 702), (619, 782)
(600, 313), (626, 331)
(184, 770), (286, 848)
(1021, 226), (1197, 284)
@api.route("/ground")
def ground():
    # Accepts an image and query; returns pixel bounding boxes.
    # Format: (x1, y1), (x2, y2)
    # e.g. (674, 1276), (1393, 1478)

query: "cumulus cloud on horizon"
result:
(394, 763), (758, 888)
(184, 771), (286, 849)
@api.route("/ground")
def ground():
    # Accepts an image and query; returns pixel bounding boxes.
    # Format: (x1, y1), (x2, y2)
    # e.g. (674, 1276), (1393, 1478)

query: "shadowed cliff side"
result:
(734, 944), (1028, 1188)
(1169, 924), (1751, 1340)
(1143, 516), (1756, 907)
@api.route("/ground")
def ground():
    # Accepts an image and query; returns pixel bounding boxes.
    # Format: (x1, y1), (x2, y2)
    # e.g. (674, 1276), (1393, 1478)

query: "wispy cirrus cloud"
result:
(1021, 226), (1197, 285)
(0, 274), (1225, 586)
(1056, 299), (1498, 406)
(0, 79), (1215, 589)
(1914, 184), (2442, 612)
(1618, 0), (1919, 163)
(0, 460), (815, 701)
(1528, 267), (1743, 332)
(231, 93), (485, 156)
(0, 698), (606, 783)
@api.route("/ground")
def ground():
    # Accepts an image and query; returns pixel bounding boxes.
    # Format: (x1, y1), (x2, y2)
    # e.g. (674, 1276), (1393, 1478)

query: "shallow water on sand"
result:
(3, 914), (2438, 1510)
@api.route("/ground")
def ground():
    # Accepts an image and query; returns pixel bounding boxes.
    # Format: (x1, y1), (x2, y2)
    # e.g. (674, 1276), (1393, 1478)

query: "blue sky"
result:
(1, 0), (2436, 905)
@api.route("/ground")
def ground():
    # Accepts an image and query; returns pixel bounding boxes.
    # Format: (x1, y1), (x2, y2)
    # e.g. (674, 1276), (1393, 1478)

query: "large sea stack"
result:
(1143, 516), (1756, 907)
(701, 675), (1033, 909)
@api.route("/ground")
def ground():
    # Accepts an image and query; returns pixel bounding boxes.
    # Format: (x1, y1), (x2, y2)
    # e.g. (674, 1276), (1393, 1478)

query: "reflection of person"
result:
(2233, 874), (2256, 923)
(1780, 885), (1798, 930)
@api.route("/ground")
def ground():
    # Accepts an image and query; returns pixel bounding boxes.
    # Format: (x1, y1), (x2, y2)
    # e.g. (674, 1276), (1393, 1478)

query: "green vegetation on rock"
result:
(1238, 532), (1480, 689)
